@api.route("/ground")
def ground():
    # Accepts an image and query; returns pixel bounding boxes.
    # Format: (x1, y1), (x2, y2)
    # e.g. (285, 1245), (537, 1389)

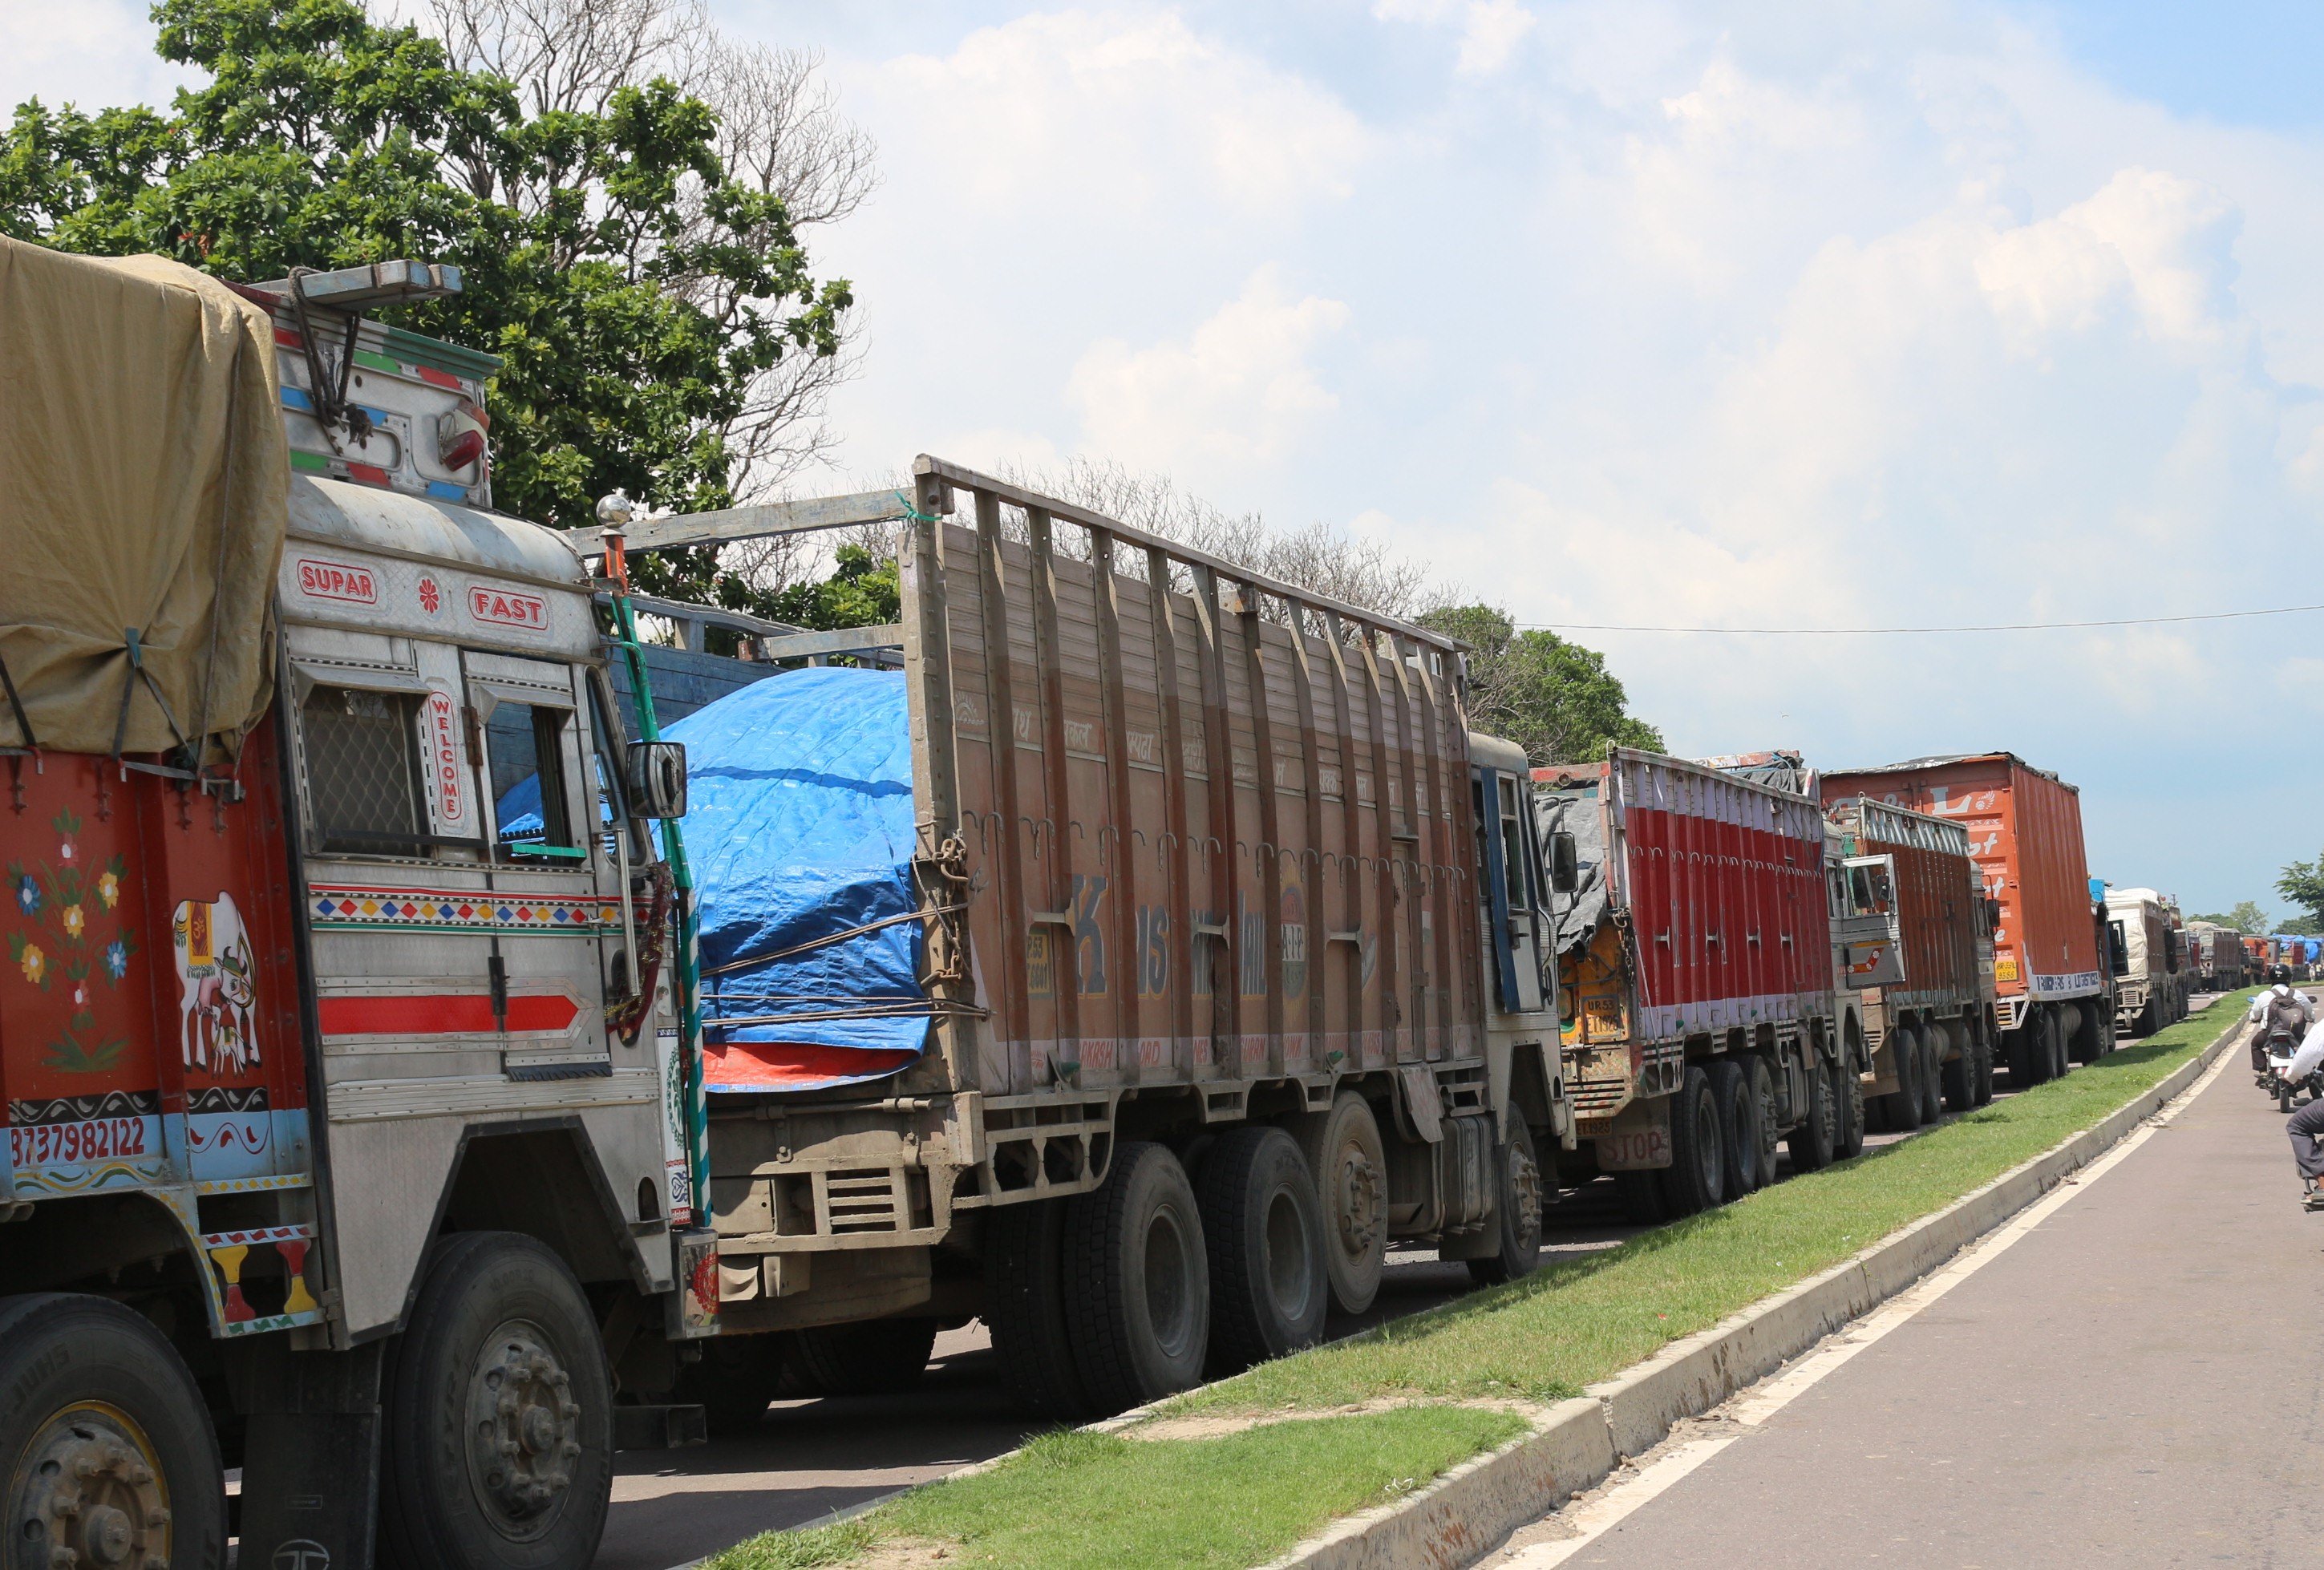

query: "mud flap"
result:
(233, 1341), (384, 1570)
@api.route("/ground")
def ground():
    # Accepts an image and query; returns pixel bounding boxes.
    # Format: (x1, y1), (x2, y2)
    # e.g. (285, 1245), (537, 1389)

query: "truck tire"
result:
(2135, 997), (2159, 1038)
(379, 1232), (613, 1570)
(1196, 1127), (1328, 1373)
(2010, 1014), (2054, 1088)
(1613, 1169), (1668, 1224)
(1974, 1034), (1996, 1104)
(1940, 1031), (1974, 1114)
(790, 1318), (939, 1397)
(671, 1332), (789, 1434)
(1834, 1057), (1867, 1160)
(1880, 1027), (1924, 1131)
(1289, 1091), (1389, 1315)
(2049, 1009), (2073, 1078)
(1063, 1142), (1209, 1414)
(983, 1199), (1091, 1419)
(1659, 1068), (1725, 1216)
(0, 1293), (225, 1570)
(1709, 1060), (1756, 1198)
(1787, 1056), (1837, 1172)
(1918, 1029), (1945, 1125)
(1467, 1121), (1545, 1285)
(1747, 1057), (1780, 1190)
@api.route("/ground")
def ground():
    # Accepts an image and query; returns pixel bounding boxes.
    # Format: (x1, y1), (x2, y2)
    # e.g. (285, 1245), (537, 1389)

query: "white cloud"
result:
(1372, 0), (1537, 75)
(877, 10), (1371, 214)
(1069, 266), (1351, 473)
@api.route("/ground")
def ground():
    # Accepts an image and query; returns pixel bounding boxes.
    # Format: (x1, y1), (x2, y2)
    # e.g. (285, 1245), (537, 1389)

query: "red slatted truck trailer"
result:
(1532, 750), (1863, 1224)
(1822, 796), (1999, 1130)
(1819, 754), (2111, 1088)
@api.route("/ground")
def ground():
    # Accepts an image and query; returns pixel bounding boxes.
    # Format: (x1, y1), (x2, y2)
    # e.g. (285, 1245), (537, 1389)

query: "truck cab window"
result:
(302, 684), (429, 856)
(486, 701), (579, 860)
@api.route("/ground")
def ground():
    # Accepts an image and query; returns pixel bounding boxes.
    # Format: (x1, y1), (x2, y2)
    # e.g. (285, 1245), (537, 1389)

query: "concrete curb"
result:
(1259, 1013), (2246, 1570)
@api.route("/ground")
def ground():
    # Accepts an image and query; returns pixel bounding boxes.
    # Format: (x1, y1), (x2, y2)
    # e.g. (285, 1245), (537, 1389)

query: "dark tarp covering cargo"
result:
(0, 237), (286, 761)
(667, 667), (929, 1092)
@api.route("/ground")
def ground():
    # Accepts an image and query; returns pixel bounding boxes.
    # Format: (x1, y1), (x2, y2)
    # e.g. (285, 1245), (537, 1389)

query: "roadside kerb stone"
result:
(1264, 1015), (2245, 1570)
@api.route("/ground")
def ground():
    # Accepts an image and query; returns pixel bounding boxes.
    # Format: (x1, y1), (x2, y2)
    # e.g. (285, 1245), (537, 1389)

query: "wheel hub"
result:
(465, 1325), (582, 1536)
(1331, 1146), (1383, 1256)
(9, 1402), (171, 1570)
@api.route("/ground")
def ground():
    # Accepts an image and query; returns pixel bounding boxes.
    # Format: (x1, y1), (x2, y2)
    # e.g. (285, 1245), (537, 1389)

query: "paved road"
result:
(1502, 1018), (2306, 1568)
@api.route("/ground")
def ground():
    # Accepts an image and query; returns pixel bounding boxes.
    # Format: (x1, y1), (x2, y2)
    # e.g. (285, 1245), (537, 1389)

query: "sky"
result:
(4, 0), (2319, 924)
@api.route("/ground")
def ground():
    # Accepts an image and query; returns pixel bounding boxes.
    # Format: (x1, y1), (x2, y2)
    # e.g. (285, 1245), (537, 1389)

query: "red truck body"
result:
(1820, 754), (2106, 1069)
(1536, 749), (1848, 1196)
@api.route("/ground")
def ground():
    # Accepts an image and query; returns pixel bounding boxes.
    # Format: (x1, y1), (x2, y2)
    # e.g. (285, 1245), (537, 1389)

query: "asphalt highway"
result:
(1496, 1001), (2286, 1568)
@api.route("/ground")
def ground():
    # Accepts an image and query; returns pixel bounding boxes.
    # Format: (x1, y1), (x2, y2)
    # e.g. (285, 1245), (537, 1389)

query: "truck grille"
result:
(824, 1170), (905, 1233)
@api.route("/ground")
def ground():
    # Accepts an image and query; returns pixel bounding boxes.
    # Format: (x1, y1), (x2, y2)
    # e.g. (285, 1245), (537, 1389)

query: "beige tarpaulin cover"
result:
(0, 236), (285, 763)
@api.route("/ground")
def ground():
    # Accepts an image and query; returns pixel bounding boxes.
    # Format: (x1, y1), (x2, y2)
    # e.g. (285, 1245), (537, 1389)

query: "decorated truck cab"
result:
(0, 240), (703, 1570)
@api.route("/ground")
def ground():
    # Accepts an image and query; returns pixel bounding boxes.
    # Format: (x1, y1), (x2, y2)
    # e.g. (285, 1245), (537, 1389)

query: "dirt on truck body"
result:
(669, 458), (1571, 1422)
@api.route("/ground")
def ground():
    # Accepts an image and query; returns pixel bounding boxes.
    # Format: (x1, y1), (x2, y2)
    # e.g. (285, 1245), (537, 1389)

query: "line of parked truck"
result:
(0, 242), (2245, 1570)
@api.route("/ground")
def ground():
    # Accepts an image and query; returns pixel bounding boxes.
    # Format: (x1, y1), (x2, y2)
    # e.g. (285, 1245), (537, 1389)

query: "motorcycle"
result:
(2265, 1028), (2321, 1114)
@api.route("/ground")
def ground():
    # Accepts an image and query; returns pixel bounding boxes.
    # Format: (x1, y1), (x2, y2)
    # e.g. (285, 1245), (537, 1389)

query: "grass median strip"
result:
(706, 993), (2248, 1570)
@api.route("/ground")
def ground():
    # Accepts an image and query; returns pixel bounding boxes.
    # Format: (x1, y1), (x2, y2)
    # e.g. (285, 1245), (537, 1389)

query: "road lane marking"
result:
(1502, 1038), (2242, 1567)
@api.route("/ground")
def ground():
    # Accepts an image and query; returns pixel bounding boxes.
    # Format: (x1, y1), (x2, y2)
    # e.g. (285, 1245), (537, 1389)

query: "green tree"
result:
(2190, 900), (2271, 933)
(2277, 852), (2324, 930)
(765, 544), (898, 632)
(1419, 605), (1663, 764)
(0, 0), (850, 613)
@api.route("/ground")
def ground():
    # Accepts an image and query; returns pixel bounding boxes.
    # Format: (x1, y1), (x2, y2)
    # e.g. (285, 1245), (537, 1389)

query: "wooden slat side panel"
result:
(916, 484), (1478, 1092)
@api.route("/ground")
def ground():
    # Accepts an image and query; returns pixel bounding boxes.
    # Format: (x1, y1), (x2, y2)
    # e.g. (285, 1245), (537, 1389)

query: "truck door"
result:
(1476, 767), (1545, 1014)
(1836, 854), (1905, 989)
(464, 651), (613, 1078)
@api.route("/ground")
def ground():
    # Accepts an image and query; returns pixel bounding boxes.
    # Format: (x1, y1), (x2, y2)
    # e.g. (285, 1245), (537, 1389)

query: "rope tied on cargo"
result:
(893, 492), (945, 528)
(699, 902), (969, 978)
(0, 651), (37, 762)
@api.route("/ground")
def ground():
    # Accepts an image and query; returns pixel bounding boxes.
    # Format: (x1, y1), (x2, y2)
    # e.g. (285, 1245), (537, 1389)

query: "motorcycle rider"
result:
(2251, 982), (2314, 1081)
(2285, 1017), (2324, 1209)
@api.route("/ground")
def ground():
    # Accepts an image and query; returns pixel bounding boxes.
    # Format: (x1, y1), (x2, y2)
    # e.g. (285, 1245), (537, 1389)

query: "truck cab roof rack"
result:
(245, 260), (464, 311)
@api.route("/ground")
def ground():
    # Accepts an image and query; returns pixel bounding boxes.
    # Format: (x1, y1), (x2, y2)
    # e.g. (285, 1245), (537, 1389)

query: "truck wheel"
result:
(1064, 1142), (1209, 1414)
(1709, 1061), (1756, 1198)
(0, 1293), (225, 1570)
(2049, 1010), (2073, 1078)
(1659, 1068), (1725, 1216)
(2135, 998), (2158, 1038)
(984, 1199), (1091, 1418)
(1787, 1057), (1836, 1172)
(1834, 1057), (1867, 1159)
(790, 1318), (939, 1397)
(2009, 1016), (2053, 1088)
(1289, 1091), (1389, 1315)
(1974, 1035), (1996, 1104)
(379, 1232), (613, 1570)
(1939, 1030), (1974, 1114)
(1880, 1028), (1924, 1131)
(1613, 1170), (1668, 1224)
(672, 1333), (789, 1434)
(1747, 1057), (1780, 1189)
(1918, 1030), (1945, 1124)
(1196, 1127), (1328, 1372)
(1466, 1121), (1545, 1285)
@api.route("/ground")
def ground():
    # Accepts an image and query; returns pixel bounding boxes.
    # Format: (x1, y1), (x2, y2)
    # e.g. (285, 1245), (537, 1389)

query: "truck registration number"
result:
(1596, 1127), (1670, 1171)
(9, 1117), (150, 1167)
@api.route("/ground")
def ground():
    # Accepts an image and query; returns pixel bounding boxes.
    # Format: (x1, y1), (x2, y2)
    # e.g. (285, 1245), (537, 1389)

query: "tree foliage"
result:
(763, 544), (899, 632)
(0, 0), (852, 612)
(2278, 852), (2324, 932)
(2189, 900), (2272, 933)
(1419, 605), (1663, 764)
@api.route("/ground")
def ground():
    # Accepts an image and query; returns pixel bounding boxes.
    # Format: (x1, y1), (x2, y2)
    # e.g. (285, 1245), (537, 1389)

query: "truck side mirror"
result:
(625, 740), (688, 819)
(1549, 831), (1579, 894)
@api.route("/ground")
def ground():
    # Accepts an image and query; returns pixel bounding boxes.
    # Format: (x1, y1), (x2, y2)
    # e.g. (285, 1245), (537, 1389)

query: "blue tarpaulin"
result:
(665, 667), (928, 1092)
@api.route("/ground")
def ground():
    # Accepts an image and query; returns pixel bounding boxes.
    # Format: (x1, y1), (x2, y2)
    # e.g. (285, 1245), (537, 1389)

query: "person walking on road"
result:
(2251, 983), (2314, 1081)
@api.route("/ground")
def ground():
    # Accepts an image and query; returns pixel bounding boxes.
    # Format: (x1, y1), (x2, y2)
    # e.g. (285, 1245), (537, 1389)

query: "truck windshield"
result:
(485, 701), (579, 860)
